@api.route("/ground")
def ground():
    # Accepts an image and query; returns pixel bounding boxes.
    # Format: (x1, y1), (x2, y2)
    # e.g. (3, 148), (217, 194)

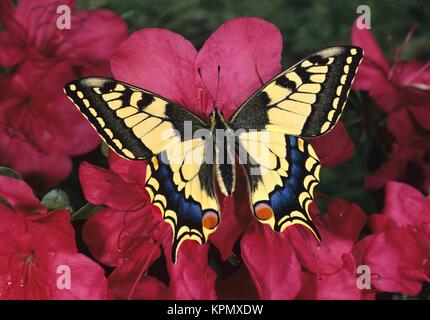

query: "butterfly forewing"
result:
(229, 46), (363, 137)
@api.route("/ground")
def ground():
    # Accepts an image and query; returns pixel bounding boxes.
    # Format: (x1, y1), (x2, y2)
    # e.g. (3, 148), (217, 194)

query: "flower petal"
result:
(0, 133), (72, 191)
(24, 209), (77, 252)
(297, 254), (364, 300)
(83, 208), (130, 267)
(209, 166), (253, 260)
(408, 104), (430, 131)
(14, 0), (76, 28)
(164, 240), (217, 299)
(79, 162), (146, 211)
(0, 175), (43, 212)
(320, 199), (367, 241)
(364, 145), (408, 190)
(241, 222), (301, 299)
(311, 122), (354, 167)
(359, 226), (430, 296)
(289, 200), (366, 275)
(56, 9), (127, 75)
(108, 150), (147, 186)
(0, 31), (25, 67)
(351, 19), (389, 91)
(108, 275), (169, 300)
(382, 181), (430, 227)
(45, 251), (108, 300)
(195, 17), (282, 119)
(111, 28), (199, 110)
(107, 238), (161, 285)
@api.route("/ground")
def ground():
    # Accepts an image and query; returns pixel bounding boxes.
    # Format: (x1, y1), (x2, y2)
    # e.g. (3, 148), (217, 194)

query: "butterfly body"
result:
(64, 46), (363, 262)
(209, 108), (236, 196)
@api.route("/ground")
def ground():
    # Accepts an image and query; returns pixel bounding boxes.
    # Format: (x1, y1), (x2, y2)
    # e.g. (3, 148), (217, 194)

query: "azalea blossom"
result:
(351, 20), (430, 113)
(0, 175), (107, 299)
(351, 20), (430, 191)
(354, 181), (430, 296)
(80, 152), (217, 300)
(295, 200), (374, 300)
(81, 155), (370, 300)
(240, 199), (371, 300)
(0, 0), (127, 189)
(90, 17), (359, 299)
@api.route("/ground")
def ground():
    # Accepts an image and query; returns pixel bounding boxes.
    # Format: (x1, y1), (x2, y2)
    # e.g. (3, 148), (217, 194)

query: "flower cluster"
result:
(351, 21), (430, 191)
(0, 11), (429, 300)
(0, 175), (107, 299)
(0, 0), (127, 189)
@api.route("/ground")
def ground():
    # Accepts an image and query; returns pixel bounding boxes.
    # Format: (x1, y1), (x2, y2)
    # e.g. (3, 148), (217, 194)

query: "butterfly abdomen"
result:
(210, 109), (236, 195)
(214, 131), (236, 195)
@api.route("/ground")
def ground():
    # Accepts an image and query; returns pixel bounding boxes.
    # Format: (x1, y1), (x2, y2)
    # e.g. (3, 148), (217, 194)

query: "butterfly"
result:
(64, 46), (363, 262)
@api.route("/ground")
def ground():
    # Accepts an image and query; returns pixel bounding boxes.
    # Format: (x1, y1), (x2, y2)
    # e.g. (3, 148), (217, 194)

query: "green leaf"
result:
(71, 203), (104, 221)
(0, 195), (13, 210)
(393, 293), (418, 300)
(101, 142), (109, 158)
(41, 189), (72, 212)
(0, 167), (22, 180)
(227, 252), (241, 267)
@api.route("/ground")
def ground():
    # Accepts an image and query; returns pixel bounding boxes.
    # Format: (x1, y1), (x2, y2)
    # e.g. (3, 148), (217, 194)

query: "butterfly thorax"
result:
(209, 109), (236, 196)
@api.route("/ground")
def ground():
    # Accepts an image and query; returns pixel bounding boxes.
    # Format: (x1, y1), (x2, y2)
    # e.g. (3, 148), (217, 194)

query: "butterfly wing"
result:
(231, 46), (362, 236)
(64, 77), (219, 262)
(64, 77), (207, 160)
(229, 46), (363, 137)
(237, 131), (320, 236)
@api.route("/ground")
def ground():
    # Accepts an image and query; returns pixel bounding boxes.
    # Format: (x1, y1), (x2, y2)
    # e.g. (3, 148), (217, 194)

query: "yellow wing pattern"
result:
(64, 77), (219, 263)
(230, 46), (363, 137)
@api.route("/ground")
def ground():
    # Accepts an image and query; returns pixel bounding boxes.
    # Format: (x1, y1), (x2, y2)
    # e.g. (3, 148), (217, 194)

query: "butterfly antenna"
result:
(198, 67), (215, 108)
(254, 61), (264, 86)
(214, 65), (221, 106)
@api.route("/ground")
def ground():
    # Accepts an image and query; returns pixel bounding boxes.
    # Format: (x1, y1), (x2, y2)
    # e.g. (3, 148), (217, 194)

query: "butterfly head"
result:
(209, 108), (227, 129)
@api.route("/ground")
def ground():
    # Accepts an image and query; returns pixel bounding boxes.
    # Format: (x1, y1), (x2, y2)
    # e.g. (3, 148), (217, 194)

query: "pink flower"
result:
(352, 20), (430, 191)
(355, 181), (430, 296)
(365, 144), (430, 191)
(294, 200), (373, 299)
(235, 198), (369, 300)
(111, 17), (283, 120)
(351, 21), (430, 113)
(80, 152), (217, 300)
(0, 175), (107, 299)
(103, 17), (359, 299)
(310, 122), (354, 168)
(109, 17), (285, 298)
(0, 0), (127, 189)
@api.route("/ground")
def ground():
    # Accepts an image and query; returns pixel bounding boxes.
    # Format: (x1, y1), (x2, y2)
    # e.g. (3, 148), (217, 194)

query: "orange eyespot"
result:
(202, 211), (219, 230)
(254, 203), (274, 221)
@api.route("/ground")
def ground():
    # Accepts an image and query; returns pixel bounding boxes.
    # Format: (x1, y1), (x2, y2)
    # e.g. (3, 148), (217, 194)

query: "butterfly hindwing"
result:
(229, 46), (363, 137)
(237, 131), (320, 235)
(64, 77), (220, 262)
(146, 153), (219, 262)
